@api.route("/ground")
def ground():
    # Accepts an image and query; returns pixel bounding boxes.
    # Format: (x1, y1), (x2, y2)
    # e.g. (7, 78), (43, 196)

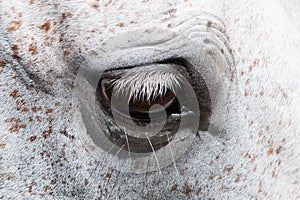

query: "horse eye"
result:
(75, 56), (212, 172)
(100, 78), (181, 124)
(95, 64), (197, 154)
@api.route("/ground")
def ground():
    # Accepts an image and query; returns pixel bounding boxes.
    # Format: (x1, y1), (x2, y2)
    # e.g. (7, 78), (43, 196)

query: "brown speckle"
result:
(6, 20), (22, 32)
(235, 174), (242, 182)
(60, 129), (75, 140)
(207, 21), (212, 27)
(104, 0), (113, 6)
(250, 156), (256, 163)
(182, 181), (193, 196)
(28, 135), (37, 142)
(35, 116), (42, 122)
(11, 54), (20, 60)
(0, 143), (6, 148)
(11, 45), (19, 51)
(39, 21), (51, 32)
(60, 12), (72, 24)
(277, 159), (281, 166)
(45, 108), (53, 114)
(105, 173), (111, 179)
(5, 118), (26, 133)
(42, 131), (51, 139)
(209, 174), (216, 180)
(249, 120), (254, 126)
(63, 51), (70, 57)
(6, 174), (14, 180)
(43, 186), (50, 194)
(28, 42), (38, 55)
(155, 181), (161, 186)
(196, 188), (201, 195)
(246, 78), (250, 85)
(245, 152), (251, 158)
(253, 166), (257, 172)
(44, 36), (56, 46)
(92, 2), (99, 9)
(249, 65), (253, 72)
(0, 60), (7, 67)
(15, 99), (26, 111)
(10, 90), (19, 98)
(276, 146), (283, 154)
(31, 106), (42, 112)
(116, 23), (125, 27)
(29, 0), (34, 4)
(171, 184), (178, 191)
(42, 129), (52, 139)
(268, 147), (274, 155)
(21, 107), (29, 112)
(272, 169), (276, 178)
(224, 165), (234, 172)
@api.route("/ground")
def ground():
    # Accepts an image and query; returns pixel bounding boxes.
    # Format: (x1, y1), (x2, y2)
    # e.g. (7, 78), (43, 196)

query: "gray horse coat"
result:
(1, 0), (300, 199)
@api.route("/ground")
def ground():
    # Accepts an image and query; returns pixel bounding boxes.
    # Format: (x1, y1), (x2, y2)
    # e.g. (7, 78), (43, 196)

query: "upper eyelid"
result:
(76, 47), (179, 81)
(83, 54), (187, 87)
(78, 17), (233, 84)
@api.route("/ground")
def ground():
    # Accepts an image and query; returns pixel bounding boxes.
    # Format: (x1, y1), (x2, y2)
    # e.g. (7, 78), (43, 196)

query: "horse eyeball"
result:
(100, 78), (181, 124)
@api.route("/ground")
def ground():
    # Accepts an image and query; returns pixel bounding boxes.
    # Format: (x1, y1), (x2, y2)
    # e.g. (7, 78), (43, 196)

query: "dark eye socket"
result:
(94, 58), (211, 153)
(100, 78), (181, 124)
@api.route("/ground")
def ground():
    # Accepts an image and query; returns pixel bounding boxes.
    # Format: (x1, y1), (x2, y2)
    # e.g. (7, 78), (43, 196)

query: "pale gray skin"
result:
(1, 0), (300, 199)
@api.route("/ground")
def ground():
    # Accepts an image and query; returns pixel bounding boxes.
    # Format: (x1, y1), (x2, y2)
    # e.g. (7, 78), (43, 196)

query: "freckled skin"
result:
(1, 0), (300, 199)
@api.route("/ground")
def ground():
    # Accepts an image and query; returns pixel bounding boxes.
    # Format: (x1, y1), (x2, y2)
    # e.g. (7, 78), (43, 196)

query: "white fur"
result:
(1, 0), (300, 199)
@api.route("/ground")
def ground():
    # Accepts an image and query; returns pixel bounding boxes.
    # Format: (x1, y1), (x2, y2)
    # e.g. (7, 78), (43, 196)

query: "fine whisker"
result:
(146, 133), (162, 175)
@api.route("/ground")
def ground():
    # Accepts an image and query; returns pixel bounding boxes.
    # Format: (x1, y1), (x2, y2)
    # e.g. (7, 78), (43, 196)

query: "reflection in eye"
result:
(100, 79), (181, 124)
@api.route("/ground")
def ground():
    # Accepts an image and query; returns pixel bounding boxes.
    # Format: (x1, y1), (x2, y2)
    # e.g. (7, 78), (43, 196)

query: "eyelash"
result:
(111, 65), (184, 102)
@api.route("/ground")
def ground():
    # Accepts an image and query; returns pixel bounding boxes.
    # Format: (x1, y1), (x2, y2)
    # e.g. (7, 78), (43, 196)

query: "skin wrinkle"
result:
(1, 0), (300, 199)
